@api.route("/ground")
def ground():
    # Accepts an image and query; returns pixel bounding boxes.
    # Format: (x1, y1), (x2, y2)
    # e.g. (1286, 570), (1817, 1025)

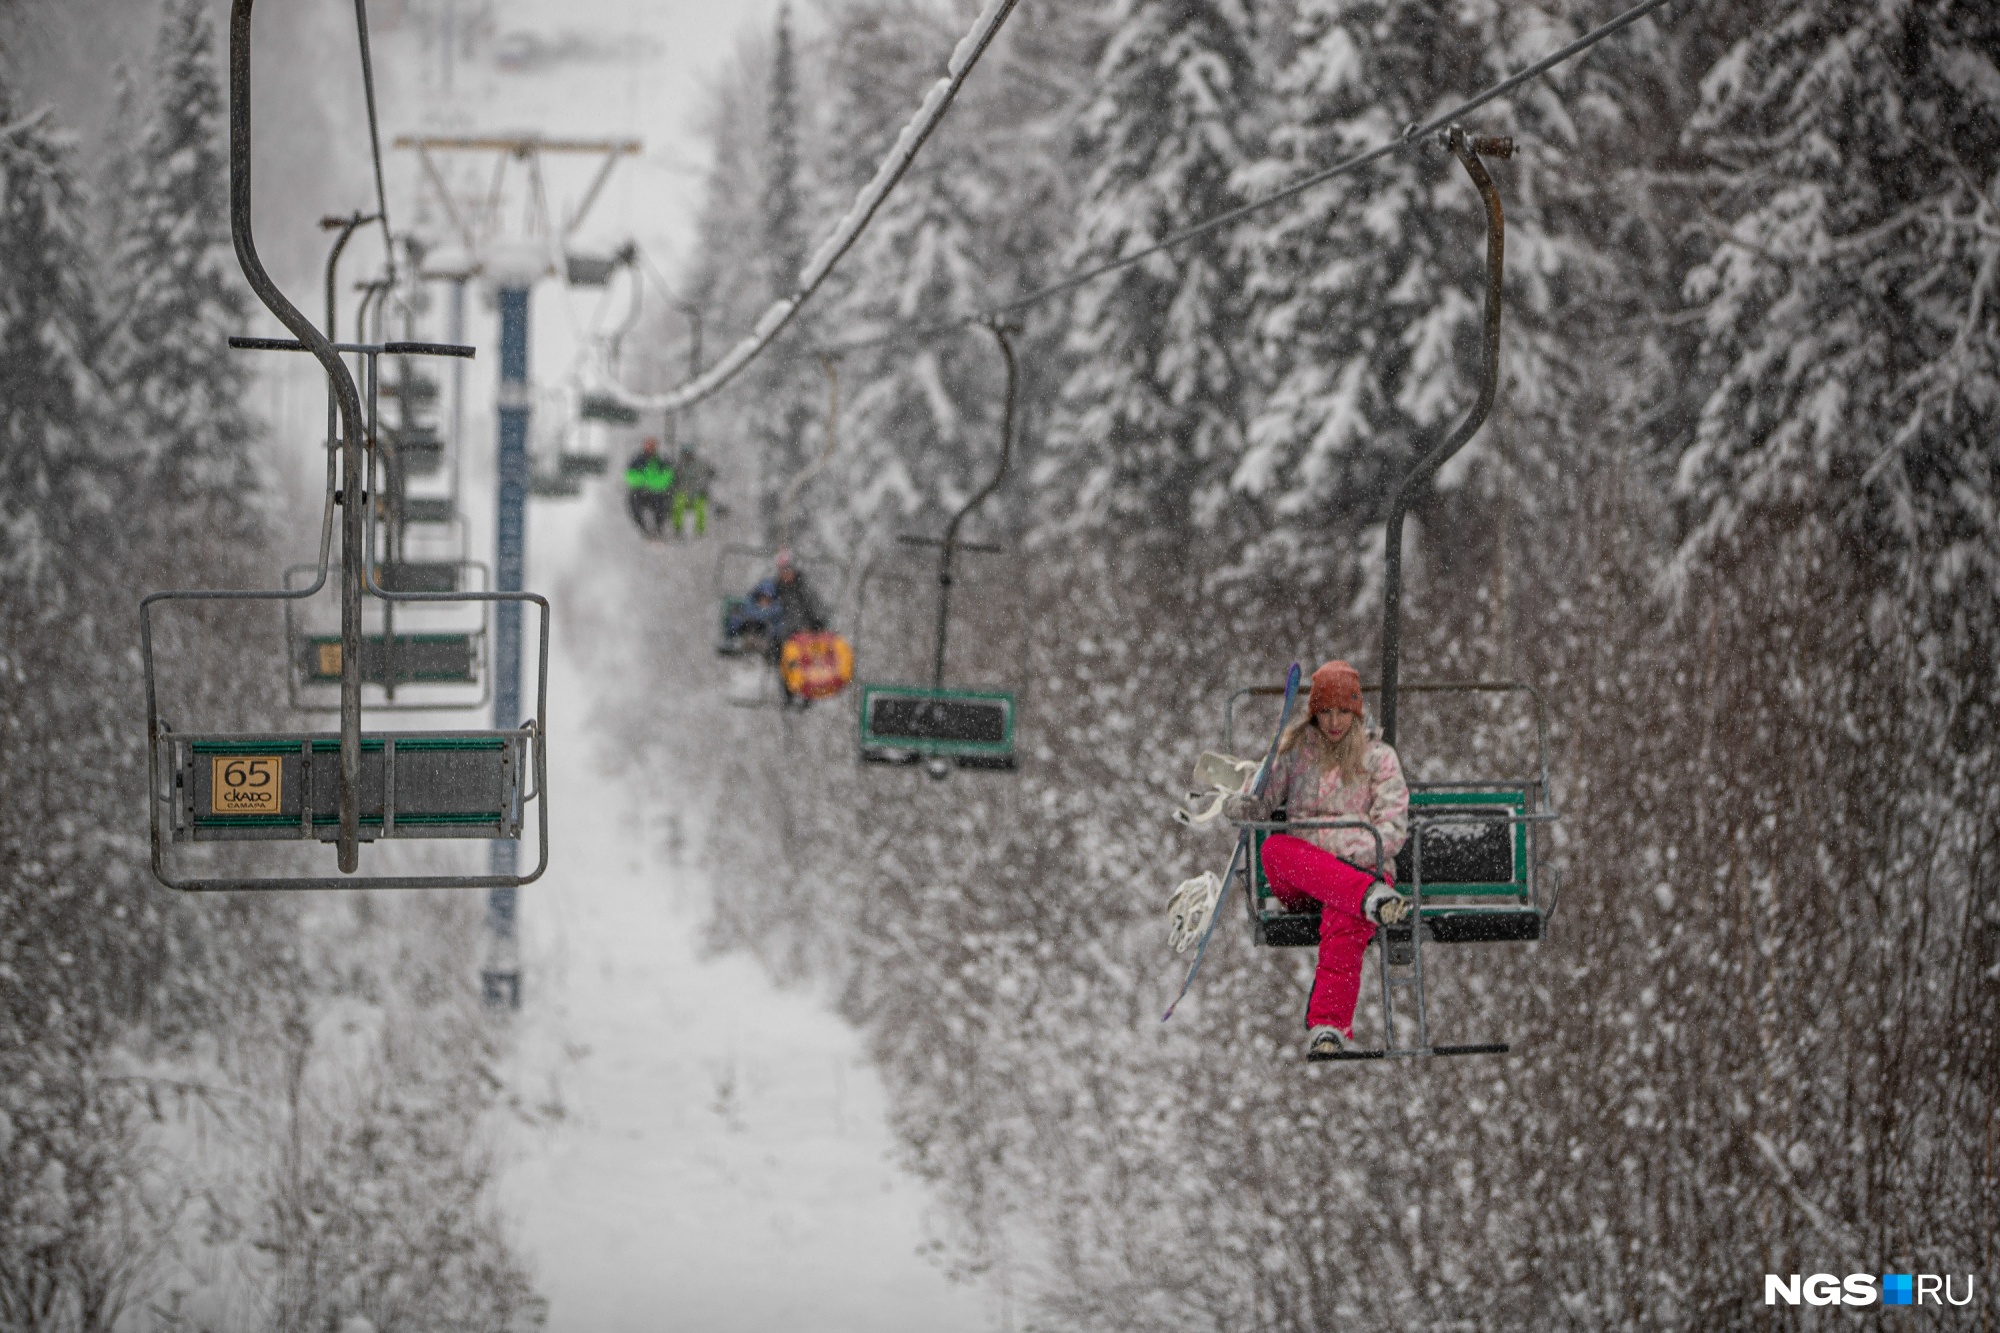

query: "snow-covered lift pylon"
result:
(855, 322), (1024, 778)
(1220, 130), (1559, 1059)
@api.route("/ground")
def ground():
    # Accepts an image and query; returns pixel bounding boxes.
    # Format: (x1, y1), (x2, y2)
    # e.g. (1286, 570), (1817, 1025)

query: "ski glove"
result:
(1220, 792), (1272, 823)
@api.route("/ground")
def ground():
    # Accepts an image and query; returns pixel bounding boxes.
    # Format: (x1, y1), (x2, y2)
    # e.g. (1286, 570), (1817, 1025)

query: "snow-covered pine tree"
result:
(751, 3), (818, 541)
(1678, 0), (2000, 641)
(0, 74), (111, 581)
(808, 4), (1100, 548)
(763, 2), (806, 299)
(1049, 0), (1261, 535)
(108, 0), (261, 527)
(1237, 0), (1512, 535)
(1663, 0), (2000, 1286)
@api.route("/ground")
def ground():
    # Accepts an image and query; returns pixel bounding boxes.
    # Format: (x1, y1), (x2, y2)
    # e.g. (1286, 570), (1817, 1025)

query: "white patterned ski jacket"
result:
(1265, 730), (1410, 877)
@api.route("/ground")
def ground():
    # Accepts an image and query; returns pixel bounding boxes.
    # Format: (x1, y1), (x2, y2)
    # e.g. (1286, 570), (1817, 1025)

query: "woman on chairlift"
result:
(1230, 660), (1412, 1060)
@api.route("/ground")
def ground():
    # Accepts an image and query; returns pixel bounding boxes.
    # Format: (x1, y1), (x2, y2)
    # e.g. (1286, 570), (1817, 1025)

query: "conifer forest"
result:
(1, 0), (1995, 1329)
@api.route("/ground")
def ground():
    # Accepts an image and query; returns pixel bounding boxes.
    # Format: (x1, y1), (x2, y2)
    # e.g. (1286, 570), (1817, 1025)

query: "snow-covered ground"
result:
(492, 615), (985, 1331)
(360, 4), (995, 1327)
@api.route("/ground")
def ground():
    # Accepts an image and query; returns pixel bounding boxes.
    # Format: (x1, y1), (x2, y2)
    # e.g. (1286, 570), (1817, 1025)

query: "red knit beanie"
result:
(1308, 659), (1364, 719)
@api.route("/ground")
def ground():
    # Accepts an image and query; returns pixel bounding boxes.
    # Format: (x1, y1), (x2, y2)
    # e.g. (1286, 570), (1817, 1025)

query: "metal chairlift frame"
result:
(854, 322), (1025, 777)
(142, 0), (550, 893)
(280, 556), (493, 713)
(276, 268), (491, 714)
(1219, 129), (1555, 1059)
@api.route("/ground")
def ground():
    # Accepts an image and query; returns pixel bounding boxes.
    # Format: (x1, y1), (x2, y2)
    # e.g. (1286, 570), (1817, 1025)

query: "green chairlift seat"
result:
(579, 393), (639, 425)
(387, 423), (444, 477)
(376, 561), (461, 594)
(858, 684), (1016, 770)
(167, 731), (528, 843)
(401, 495), (456, 525)
(564, 252), (618, 286)
(299, 633), (478, 685)
(557, 448), (608, 478)
(1249, 787), (1544, 949)
(382, 371), (439, 405)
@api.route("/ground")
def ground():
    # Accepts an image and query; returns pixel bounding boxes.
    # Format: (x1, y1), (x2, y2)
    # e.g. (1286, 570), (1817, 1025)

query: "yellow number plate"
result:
(212, 755), (283, 815)
(317, 642), (343, 676)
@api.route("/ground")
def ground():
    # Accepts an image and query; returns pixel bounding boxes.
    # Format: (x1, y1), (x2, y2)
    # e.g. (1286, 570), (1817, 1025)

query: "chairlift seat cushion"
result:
(565, 254), (617, 286)
(383, 375), (439, 403)
(398, 442), (446, 478)
(402, 497), (456, 524)
(376, 562), (460, 594)
(173, 732), (526, 842)
(579, 394), (641, 425)
(858, 684), (1015, 765)
(300, 634), (477, 685)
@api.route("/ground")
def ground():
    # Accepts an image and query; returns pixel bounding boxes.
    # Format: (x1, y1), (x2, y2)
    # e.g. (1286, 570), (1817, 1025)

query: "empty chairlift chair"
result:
(854, 322), (1025, 777)
(159, 8), (549, 890)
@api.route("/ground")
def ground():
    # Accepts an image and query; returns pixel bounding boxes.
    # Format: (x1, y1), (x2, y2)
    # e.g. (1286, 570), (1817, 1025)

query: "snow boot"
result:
(1364, 881), (1411, 927)
(1306, 1026), (1351, 1060)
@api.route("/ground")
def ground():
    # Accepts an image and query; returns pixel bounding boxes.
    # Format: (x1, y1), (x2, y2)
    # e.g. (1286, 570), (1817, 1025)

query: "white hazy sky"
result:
(383, 0), (791, 275)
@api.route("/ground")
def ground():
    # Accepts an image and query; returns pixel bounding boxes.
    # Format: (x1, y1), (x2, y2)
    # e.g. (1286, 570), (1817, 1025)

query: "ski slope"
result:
(492, 623), (985, 1331)
(365, 3), (994, 1326)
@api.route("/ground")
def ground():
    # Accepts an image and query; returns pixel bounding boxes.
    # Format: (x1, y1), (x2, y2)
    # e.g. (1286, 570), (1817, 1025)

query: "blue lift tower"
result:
(396, 133), (642, 1008)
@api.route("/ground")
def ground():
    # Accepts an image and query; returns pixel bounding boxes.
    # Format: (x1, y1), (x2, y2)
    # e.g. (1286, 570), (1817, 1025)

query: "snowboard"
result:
(1162, 661), (1302, 1022)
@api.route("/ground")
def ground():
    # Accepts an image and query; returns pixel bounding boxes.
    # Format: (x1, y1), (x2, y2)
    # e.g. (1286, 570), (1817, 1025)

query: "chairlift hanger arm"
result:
(319, 211), (374, 342)
(231, 0), (374, 871)
(777, 357), (843, 549)
(929, 320), (1019, 690)
(1378, 129), (1508, 748)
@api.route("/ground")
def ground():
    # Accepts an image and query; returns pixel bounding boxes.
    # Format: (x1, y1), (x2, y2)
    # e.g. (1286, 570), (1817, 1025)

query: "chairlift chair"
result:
(853, 323), (1025, 778)
(381, 367), (439, 406)
(564, 239), (637, 289)
(1212, 130), (1551, 1059)
(281, 555), (492, 713)
(385, 422), (445, 478)
(156, 11), (551, 891)
(711, 542), (851, 704)
(398, 494), (459, 525)
(711, 358), (855, 706)
(579, 392), (640, 426)
(564, 251), (618, 287)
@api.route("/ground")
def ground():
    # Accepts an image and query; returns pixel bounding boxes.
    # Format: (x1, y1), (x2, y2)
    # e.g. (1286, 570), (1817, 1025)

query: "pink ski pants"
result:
(1260, 833), (1380, 1034)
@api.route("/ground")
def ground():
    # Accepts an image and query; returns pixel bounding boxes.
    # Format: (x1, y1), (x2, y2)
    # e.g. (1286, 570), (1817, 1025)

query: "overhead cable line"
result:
(822, 0), (1679, 355)
(352, 0), (395, 282)
(619, 0), (1021, 415)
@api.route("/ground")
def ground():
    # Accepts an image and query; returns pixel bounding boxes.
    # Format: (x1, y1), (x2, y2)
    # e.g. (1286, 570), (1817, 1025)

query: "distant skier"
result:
(624, 437), (675, 537)
(723, 578), (783, 656)
(770, 550), (826, 642)
(1230, 660), (1411, 1059)
(671, 446), (713, 537)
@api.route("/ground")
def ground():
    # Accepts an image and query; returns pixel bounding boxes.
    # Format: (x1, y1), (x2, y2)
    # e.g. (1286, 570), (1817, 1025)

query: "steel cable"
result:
(819, 0), (1678, 356)
(353, 0), (396, 281)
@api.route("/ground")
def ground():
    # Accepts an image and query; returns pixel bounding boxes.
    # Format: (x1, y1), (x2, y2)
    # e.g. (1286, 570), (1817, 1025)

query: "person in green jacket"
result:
(625, 437), (675, 537)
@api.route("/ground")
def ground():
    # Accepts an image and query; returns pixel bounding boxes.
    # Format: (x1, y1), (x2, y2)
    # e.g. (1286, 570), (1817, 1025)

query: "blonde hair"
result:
(1278, 709), (1369, 784)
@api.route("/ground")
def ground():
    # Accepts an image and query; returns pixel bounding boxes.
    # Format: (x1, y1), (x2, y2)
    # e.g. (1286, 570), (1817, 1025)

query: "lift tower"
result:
(397, 133), (641, 1006)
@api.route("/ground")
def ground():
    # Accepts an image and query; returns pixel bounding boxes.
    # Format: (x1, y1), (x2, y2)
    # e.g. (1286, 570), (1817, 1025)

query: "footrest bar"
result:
(1309, 1041), (1510, 1063)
